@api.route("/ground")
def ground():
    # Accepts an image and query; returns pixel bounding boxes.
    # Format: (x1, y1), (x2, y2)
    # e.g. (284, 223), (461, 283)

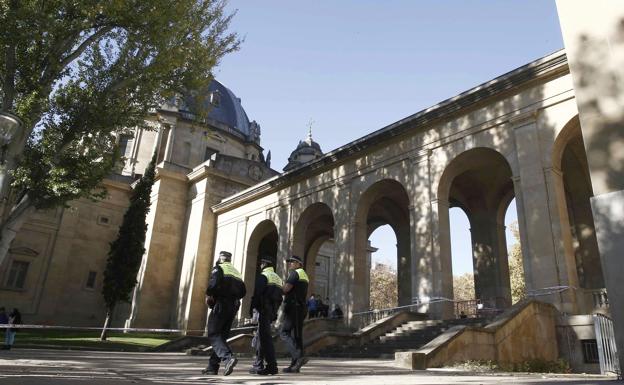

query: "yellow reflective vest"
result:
(261, 267), (283, 288)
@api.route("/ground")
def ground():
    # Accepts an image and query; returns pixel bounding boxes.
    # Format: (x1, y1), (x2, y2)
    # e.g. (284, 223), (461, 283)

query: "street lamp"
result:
(0, 112), (21, 164)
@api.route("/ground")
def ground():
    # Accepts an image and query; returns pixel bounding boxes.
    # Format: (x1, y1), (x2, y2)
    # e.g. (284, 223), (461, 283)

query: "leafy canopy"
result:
(0, 0), (240, 209)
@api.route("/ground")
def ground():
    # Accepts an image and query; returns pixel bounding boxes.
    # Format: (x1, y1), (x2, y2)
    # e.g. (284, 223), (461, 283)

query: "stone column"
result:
(126, 164), (188, 328)
(512, 117), (578, 314)
(164, 123), (176, 162)
(545, 166), (581, 298)
(331, 181), (358, 322)
(557, 0), (624, 368)
(469, 212), (511, 309)
(396, 225), (412, 307)
(411, 151), (453, 319)
(173, 167), (219, 333)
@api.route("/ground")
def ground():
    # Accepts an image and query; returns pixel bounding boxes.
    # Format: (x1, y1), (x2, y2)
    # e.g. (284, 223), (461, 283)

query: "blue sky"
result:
(215, 1), (564, 275)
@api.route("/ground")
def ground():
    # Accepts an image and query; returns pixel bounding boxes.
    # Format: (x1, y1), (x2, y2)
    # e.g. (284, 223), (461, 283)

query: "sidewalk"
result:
(0, 349), (615, 384)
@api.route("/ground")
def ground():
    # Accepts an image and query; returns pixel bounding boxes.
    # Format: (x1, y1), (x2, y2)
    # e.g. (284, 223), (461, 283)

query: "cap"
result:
(218, 251), (232, 260)
(260, 256), (274, 265)
(286, 255), (303, 264)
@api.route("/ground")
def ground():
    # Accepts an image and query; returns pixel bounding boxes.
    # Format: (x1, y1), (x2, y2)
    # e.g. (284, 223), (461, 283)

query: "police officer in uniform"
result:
(202, 251), (246, 376)
(249, 257), (283, 375)
(280, 255), (309, 373)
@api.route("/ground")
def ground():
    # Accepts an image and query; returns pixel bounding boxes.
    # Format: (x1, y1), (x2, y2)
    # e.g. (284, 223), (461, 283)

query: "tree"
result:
(453, 273), (475, 301)
(369, 263), (398, 310)
(100, 153), (155, 340)
(0, 0), (240, 265)
(508, 221), (526, 304)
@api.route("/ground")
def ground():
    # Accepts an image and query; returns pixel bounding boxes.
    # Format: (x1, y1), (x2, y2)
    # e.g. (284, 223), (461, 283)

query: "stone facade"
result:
(0, 50), (611, 344)
(212, 50), (605, 324)
(0, 80), (277, 331)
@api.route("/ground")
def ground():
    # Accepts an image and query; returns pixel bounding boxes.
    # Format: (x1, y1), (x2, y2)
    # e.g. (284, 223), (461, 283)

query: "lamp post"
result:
(0, 112), (22, 209)
(0, 112), (21, 163)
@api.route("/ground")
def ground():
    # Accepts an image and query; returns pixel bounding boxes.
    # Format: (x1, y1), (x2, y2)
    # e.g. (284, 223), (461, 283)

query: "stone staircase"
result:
(318, 317), (485, 358)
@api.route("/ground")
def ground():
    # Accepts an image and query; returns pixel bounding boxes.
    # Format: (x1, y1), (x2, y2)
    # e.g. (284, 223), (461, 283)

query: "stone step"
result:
(318, 317), (488, 359)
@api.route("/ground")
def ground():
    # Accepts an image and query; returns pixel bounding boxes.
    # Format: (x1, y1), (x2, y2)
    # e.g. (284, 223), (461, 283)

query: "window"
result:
(204, 147), (218, 161)
(581, 340), (599, 363)
(210, 91), (221, 106)
(97, 215), (110, 226)
(118, 134), (133, 158)
(6, 260), (29, 289)
(86, 271), (97, 289)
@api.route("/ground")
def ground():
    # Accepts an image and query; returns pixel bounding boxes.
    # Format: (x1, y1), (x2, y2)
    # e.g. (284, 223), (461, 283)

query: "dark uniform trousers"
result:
(207, 299), (239, 369)
(260, 308), (279, 367)
(279, 302), (307, 362)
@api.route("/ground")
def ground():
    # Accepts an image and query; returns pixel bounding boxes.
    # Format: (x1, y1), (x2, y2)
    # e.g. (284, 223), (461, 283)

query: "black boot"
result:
(201, 366), (218, 375)
(257, 366), (278, 375)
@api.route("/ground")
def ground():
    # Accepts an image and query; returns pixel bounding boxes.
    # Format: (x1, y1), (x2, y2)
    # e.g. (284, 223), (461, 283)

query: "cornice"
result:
(212, 50), (570, 213)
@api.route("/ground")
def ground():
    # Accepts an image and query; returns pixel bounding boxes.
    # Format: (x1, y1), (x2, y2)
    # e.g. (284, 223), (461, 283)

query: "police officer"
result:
(280, 255), (309, 373)
(202, 251), (246, 376)
(249, 257), (283, 375)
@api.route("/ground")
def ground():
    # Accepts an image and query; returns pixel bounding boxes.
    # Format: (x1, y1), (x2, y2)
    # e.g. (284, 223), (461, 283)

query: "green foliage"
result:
(17, 329), (176, 351)
(369, 263), (398, 310)
(0, 0), (240, 211)
(102, 154), (156, 310)
(453, 272), (475, 301)
(508, 222), (526, 304)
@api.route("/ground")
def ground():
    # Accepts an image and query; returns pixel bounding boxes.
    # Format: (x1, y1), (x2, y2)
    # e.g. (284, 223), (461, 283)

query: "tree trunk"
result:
(0, 195), (35, 266)
(100, 305), (115, 341)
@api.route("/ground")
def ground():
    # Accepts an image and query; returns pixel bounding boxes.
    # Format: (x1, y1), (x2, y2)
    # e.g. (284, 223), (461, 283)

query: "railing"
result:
(594, 313), (621, 377)
(351, 303), (420, 330)
(526, 285), (574, 297)
(453, 298), (506, 319)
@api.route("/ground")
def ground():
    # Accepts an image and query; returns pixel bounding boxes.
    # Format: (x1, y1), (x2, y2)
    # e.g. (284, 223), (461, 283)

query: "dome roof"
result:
(283, 130), (323, 171)
(204, 80), (251, 135)
(172, 79), (255, 139)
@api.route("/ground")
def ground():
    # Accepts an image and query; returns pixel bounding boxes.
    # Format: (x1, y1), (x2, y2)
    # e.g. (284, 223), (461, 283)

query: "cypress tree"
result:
(100, 153), (156, 340)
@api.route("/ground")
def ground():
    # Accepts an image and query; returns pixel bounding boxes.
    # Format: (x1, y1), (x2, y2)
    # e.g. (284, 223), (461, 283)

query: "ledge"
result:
(212, 50), (569, 213)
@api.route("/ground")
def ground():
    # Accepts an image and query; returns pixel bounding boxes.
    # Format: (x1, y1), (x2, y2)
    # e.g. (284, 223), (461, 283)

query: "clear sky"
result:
(215, 1), (564, 275)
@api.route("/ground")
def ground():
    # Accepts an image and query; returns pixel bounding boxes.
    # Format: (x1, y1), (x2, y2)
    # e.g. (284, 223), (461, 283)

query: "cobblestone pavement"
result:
(0, 349), (617, 384)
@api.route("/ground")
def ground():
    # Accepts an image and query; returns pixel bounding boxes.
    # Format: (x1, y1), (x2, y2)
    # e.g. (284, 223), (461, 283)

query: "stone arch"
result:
(553, 115), (604, 294)
(353, 179), (411, 310)
(437, 147), (515, 310)
(291, 202), (335, 296)
(242, 219), (279, 315)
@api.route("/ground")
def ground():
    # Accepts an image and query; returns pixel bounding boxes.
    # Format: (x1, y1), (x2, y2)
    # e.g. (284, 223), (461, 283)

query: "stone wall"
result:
(396, 301), (559, 369)
(0, 177), (132, 326)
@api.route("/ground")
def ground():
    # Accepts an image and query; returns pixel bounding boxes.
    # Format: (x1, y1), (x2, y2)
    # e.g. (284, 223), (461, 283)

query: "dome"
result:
(283, 129), (324, 171)
(170, 79), (258, 141)
(203, 80), (251, 135)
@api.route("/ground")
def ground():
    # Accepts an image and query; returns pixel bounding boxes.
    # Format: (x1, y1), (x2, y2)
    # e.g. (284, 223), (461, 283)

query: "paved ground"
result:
(0, 349), (618, 384)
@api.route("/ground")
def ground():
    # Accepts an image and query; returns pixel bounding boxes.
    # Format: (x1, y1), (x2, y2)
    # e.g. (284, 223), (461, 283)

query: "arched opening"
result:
(369, 225), (398, 310)
(439, 148), (517, 313)
(553, 116), (604, 308)
(291, 203), (335, 301)
(504, 198), (526, 304)
(450, 207), (475, 303)
(243, 220), (279, 316)
(354, 179), (411, 312)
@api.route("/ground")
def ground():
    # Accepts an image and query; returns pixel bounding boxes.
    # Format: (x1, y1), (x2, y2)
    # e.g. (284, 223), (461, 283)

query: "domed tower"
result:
(283, 128), (324, 172)
(119, 79), (272, 177)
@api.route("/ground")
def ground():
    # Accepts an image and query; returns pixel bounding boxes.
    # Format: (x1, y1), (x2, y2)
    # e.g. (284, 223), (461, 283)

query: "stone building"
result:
(211, 49), (607, 323)
(0, 80), (277, 331)
(0, 44), (617, 360)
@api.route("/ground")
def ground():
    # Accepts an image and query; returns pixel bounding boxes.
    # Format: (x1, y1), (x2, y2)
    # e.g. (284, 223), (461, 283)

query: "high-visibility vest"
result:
(219, 262), (243, 281)
(262, 267), (283, 288)
(295, 268), (309, 283)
